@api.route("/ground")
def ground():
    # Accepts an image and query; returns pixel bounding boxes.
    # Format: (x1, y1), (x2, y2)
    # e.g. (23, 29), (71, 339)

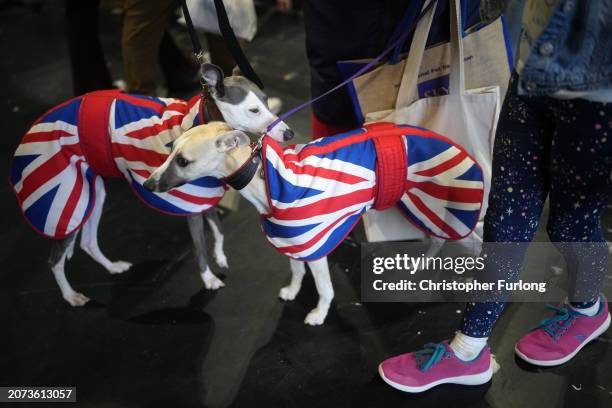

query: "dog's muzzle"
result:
(144, 176), (181, 193)
(283, 129), (294, 141)
(143, 177), (158, 192)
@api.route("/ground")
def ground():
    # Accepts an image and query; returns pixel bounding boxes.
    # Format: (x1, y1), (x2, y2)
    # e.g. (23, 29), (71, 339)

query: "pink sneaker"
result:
(515, 296), (611, 367)
(378, 342), (492, 393)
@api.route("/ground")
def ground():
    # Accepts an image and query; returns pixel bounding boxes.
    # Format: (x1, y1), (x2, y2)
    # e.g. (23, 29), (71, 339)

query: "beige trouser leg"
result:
(121, 0), (176, 95)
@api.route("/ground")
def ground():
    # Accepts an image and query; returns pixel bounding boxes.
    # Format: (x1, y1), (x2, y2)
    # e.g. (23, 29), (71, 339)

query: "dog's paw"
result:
(279, 286), (298, 301)
(201, 268), (225, 290)
(64, 291), (90, 307)
(204, 275), (225, 290)
(214, 250), (229, 269)
(108, 261), (132, 274)
(304, 307), (327, 326)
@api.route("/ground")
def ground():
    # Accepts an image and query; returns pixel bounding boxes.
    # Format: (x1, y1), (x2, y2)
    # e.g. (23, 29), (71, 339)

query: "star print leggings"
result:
(460, 74), (612, 338)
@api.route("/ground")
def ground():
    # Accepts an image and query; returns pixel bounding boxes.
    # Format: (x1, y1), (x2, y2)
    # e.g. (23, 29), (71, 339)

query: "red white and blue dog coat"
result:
(260, 123), (484, 261)
(9, 90), (225, 239)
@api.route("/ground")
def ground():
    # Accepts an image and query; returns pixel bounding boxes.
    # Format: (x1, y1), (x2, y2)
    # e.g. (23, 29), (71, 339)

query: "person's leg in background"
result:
(204, 33), (236, 77)
(121, 0), (176, 95)
(122, 0), (236, 97)
(159, 31), (201, 94)
(65, 0), (113, 95)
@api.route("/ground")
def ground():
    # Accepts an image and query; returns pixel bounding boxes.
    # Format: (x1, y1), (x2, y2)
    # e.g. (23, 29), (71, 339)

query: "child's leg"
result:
(546, 98), (612, 308)
(458, 75), (555, 342)
(513, 99), (612, 366)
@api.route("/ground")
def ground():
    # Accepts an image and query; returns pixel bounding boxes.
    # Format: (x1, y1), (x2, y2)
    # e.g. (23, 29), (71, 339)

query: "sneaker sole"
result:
(514, 313), (611, 367)
(378, 362), (493, 393)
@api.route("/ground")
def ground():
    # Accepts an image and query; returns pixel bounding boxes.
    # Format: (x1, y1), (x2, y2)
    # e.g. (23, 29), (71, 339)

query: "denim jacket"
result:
(480, 0), (612, 95)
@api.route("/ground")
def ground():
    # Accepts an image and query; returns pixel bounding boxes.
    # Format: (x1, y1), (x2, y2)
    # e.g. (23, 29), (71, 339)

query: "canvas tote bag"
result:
(344, 0), (511, 126)
(363, 0), (500, 242)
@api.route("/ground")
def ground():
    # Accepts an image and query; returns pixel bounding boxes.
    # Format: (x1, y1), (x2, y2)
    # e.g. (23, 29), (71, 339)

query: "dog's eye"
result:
(176, 156), (190, 168)
(248, 107), (260, 114)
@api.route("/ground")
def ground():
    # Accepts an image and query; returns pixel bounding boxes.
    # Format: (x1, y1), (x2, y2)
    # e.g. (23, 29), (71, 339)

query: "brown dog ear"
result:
(215, 130), (250, 153)
(232, 65), (242, 77)
(201, 63), (225, 97)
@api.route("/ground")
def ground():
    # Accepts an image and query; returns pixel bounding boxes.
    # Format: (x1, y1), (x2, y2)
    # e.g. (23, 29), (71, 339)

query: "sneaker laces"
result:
(537, 305), (578, 339)
(415, 342), (451, 372)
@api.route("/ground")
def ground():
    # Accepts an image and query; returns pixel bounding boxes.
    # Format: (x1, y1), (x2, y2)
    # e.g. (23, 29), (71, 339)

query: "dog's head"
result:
(143, 122), (251, 192)
(201, 63), (294, 142)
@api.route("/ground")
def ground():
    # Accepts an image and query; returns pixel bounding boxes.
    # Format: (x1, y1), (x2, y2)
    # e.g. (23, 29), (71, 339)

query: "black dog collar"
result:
(223, 145), (262, 190)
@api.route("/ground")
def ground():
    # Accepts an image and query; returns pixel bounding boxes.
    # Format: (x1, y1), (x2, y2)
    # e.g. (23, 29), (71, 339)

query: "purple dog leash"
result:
(266, 0), (436, 134)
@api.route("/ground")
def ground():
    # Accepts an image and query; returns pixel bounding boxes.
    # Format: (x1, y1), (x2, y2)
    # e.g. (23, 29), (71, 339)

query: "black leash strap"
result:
(223, 150), (261, 190)
(180, 0), (205, 62)
(180, 0), (264, 89)
(212, 0), (264, 89)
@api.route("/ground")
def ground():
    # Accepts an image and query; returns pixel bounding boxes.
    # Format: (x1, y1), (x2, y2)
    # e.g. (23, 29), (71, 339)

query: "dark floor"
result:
(1, 2), (611, 408)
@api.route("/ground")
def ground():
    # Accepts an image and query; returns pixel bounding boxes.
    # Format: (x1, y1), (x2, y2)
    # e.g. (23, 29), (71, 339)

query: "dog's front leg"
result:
(304, 257), (334, 326)
(279, 259), (306, 301)
(187, 215), (225, 290)
(49, 233), (90, 306)
(204, 209), (228, 268)
(80, 178), (132, 274)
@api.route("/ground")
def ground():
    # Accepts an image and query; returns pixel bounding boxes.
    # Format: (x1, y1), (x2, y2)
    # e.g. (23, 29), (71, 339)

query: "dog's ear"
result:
(215, 130), (250, 153)
(201, 63), (225, 97)
(231, 65), (242, 77)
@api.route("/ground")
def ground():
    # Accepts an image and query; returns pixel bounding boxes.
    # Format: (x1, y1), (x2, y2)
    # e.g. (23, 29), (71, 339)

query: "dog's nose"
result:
(283, 129), (295, 141)
(143, 178), (157, 192)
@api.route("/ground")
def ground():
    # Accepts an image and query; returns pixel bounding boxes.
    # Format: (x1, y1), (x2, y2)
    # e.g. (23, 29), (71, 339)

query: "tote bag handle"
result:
(395, 0), (467, 109)
(449, 0), (465, 95)
(394, 0), (438, 108)
(389, 0), (469, 65)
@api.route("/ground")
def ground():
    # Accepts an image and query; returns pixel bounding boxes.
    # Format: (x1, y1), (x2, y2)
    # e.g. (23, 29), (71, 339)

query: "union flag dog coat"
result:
(260, 123), (484, 261)
(10, 90), (225, 239)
